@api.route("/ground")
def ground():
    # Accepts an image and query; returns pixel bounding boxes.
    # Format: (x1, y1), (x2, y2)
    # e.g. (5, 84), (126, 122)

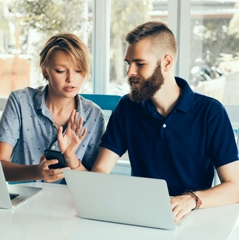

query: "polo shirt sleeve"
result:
(0, 92), (21, 147)
(206, 103), (238, 168)
(100, 96), (128, 157)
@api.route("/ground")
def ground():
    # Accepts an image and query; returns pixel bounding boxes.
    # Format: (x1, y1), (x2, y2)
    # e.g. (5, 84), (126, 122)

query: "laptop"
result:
(64, 170), (191, 230)
(0, 162), (42, 209)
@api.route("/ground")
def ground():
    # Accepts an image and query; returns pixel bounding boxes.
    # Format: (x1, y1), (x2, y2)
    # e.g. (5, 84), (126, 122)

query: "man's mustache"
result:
(128, 76), (143, 84)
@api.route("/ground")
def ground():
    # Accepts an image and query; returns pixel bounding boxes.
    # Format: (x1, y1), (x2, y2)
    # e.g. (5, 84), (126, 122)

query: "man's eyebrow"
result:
(124, 58), (145, 62)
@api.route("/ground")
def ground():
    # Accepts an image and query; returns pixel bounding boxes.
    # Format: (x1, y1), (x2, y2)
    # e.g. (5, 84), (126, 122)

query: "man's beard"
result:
(128, 64), (164, 103)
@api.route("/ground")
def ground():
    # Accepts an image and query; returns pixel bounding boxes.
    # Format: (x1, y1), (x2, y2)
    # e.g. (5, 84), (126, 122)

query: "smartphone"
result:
(44, 149), (67, 169)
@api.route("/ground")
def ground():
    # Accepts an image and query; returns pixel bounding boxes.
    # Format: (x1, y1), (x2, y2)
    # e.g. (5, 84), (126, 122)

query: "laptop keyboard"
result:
(9, 193), (19, 200)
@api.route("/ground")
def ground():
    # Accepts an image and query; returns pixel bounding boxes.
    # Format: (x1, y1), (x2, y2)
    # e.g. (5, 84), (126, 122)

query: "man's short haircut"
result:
(125, 21), (177, 58)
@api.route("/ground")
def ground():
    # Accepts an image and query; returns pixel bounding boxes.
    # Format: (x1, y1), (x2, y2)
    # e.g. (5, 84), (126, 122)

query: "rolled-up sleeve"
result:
(0, 92), (21, 146)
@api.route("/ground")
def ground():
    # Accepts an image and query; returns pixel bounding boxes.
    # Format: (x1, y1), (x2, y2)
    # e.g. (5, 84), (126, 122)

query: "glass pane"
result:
(0, 0), (93, 97)
(190, 0), (239, 104)
(109, 0), (168, 95)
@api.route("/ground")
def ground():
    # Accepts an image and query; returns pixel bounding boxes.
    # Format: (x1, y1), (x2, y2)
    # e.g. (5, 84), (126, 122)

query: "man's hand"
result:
(170, 194), (196, 221)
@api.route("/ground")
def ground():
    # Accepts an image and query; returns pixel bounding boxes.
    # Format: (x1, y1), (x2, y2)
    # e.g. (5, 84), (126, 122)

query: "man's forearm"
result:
(195, 181), (239, 209)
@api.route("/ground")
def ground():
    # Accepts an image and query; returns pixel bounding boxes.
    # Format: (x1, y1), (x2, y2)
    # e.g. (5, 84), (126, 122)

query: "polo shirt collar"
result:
(174, 77), (194, 113)
(141, 77), (195, 115)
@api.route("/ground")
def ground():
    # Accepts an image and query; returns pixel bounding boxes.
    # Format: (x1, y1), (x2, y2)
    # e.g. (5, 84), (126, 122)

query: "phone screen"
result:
(44, 149), (67, 169)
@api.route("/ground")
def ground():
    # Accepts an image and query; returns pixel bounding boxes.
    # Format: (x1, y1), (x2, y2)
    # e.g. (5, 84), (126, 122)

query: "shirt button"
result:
(51, 146), (55, 150)
(163, 124), (167, 128)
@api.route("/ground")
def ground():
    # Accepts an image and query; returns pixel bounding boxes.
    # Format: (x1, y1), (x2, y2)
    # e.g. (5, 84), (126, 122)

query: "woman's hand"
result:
(36, 155), (69, 182)
(57, 109), (87, 160)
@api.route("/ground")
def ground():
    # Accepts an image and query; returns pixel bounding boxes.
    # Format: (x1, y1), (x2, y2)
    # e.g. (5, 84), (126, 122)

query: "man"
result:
(92, 21), (239, 221)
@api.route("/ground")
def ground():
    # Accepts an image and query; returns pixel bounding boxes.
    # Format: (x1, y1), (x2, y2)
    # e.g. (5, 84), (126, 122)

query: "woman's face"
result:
(43, 50), (85, 99)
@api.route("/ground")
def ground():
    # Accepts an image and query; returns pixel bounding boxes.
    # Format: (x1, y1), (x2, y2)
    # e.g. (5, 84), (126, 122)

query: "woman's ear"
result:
(42, 69), (48, 80)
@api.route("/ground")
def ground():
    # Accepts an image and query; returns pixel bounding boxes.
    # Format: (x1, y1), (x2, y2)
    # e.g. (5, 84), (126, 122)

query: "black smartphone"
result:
(44, 149), (67, 169)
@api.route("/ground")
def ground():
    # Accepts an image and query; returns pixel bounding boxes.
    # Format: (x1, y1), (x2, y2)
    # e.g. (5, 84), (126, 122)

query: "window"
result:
(109, 0), (168, 95)
(0, 0), (93, 96)
(1, 0), (238, 104)
(190, 1), (239, 104)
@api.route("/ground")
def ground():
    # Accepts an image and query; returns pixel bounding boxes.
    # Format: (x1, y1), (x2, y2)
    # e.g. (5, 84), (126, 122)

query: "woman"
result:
(0, 33), (105, 183)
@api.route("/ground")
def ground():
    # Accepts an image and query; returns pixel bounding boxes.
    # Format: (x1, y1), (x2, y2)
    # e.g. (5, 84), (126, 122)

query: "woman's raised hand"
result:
(57, 110), (87, 161)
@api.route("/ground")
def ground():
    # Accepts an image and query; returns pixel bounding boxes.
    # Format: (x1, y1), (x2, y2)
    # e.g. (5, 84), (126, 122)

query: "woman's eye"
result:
(55, 69), (65, 73)
(75, 70), (82, 73)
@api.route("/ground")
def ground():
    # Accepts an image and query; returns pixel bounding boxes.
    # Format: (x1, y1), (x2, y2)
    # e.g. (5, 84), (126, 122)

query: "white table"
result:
(1, 182), (239, 240)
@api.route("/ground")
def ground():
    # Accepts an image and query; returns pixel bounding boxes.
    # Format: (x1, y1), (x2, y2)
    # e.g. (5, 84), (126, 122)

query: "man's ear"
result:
(162, 54), (174, 72)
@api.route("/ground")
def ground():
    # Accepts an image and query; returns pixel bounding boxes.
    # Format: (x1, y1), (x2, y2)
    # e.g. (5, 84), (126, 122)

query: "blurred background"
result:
(1, 0), (239, 104)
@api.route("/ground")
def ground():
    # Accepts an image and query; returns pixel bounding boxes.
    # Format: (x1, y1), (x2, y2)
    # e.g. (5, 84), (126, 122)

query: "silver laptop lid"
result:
(64, 170), (176, 230)
(0, 162), (12, 209)
(0, 162), (42, 209)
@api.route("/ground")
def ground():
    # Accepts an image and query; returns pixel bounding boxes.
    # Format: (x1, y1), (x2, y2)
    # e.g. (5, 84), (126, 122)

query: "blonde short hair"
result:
(40, 33), (90, 78)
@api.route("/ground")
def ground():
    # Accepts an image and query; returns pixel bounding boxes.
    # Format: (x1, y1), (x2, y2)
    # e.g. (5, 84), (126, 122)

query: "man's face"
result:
(128, 63), (164, 102)
(124, 38), (164, 102)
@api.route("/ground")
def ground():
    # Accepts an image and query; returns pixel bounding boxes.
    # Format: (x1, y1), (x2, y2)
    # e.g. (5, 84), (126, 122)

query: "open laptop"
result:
(64, 170), (191, 230)
(0, 162), (42, 209)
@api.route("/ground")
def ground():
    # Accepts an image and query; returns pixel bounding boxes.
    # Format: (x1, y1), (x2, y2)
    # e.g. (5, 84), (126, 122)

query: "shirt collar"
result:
(34, 85), (86, 122)
(174, 77), (195, 113)
(77, 95), (86, 123)
(34, 85), (48, 111)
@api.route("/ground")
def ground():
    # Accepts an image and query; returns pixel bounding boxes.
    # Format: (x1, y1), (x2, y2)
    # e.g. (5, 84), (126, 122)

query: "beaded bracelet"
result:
(184, 190), (202, 210)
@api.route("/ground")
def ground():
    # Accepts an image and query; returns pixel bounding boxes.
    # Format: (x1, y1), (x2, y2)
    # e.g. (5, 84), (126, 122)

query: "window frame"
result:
(92, 0), (191, 94)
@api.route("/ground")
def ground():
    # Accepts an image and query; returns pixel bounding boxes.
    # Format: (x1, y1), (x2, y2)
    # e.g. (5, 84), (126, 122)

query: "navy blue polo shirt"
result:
(101, 77), (239, 196)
